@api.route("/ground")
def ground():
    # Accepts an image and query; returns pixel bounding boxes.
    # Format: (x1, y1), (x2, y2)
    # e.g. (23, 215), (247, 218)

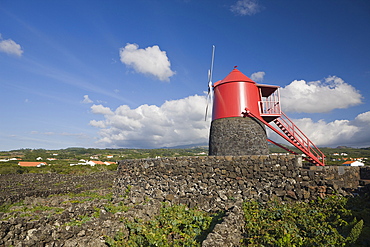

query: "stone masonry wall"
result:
(360, 166), (370, 180)
(115, 155), (360, 246)
(115, 155), (360, 212)
(209, 117), (269, 156)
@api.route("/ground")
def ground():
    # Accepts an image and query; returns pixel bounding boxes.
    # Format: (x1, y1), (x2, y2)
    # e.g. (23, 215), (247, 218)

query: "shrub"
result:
(242, 196), (368, 246)
(106, 203), (222, 247)
(0, 164), (24, 174)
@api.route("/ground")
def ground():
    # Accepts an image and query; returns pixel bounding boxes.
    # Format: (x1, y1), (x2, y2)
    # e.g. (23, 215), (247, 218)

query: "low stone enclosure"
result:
(114, 155), (367, 246)
(115, 155), (363, 210)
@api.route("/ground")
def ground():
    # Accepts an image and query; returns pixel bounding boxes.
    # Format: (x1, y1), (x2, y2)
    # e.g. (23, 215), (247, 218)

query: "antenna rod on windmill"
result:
(205, 45), (216, 121)
(209, 45), (215, 85)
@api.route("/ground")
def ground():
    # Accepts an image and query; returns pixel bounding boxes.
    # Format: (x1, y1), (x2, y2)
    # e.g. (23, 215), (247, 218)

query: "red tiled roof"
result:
(91, 161), (106, 165)
(18, 162), (47, 167)
(342, 161), (355, 164)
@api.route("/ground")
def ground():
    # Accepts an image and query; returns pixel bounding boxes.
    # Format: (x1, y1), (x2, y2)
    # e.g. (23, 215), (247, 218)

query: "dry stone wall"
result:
(115, 155), (361, 246)
(115, 155), (360, 212)
(209, 117), (269, 156)
(360, 166), (370, 180)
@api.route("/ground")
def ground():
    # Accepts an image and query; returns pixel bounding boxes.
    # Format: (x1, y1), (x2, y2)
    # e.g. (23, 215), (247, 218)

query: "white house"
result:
(343, 160), (365, 166)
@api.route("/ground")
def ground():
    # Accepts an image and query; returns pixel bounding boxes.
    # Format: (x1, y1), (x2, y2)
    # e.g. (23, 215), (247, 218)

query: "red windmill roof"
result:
(214, 67), (255, 87)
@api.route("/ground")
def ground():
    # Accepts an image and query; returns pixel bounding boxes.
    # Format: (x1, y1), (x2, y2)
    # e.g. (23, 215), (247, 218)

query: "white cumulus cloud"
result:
(81, 95), (93, 104)
(230, 0), (262, 16)
(89, 94), (370, 148)
(291, 118), (359, 146)
(119, 43), (176, 82)
(0, 34), (23, 56)
(87, 71), (369, 148)
(268, 111), (370, 147)
(251, 71), (265, 82)
(89, 120), (106, 128)
(89, 95), (210, 148)
(91, 104), (114, 115)
(355, 111), (370, 123)
(280, 76), (363, 113)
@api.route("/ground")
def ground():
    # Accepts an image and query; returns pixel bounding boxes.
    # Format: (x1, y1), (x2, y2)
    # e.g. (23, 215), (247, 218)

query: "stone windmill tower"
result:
(206, 52), (325, 165)
(208, 67), (272, 156)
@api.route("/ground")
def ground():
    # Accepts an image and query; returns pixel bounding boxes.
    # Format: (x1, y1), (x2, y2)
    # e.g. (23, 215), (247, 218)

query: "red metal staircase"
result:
(243, 109), (325, 166)
(271, 112), (325, 166)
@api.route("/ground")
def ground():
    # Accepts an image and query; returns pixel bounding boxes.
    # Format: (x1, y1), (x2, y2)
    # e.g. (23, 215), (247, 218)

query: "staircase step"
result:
(270, 115), (325, 166)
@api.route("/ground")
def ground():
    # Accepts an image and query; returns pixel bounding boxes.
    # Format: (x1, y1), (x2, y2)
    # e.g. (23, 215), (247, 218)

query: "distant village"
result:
(0, 149), (367, 167)
(329, 152), (367, 166)
(0, 153), (117, 168)
(271, 152), (367, 166)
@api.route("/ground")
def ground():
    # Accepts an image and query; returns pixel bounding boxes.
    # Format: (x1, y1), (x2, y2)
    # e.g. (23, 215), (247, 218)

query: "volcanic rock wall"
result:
(208, 117), (269, 156)
(360, 166), (370, 180)
(115, 155), (360, 212)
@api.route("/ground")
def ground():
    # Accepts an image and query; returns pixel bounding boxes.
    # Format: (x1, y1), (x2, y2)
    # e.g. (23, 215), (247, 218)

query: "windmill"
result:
(206, 61), (325, 166)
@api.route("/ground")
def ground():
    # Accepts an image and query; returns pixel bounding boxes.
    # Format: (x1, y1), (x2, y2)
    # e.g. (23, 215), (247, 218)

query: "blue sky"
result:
(1, 0), (370, 151)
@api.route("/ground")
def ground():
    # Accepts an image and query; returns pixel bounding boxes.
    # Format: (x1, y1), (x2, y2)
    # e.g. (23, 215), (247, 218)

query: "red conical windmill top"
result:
(212, 66), (264, 121)
(210, 66), (325, 166)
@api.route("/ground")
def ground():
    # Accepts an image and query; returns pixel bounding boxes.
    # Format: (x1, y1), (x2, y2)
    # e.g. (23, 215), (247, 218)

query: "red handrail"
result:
(243, 108), (325, 166)
(274, 112), (325, 166)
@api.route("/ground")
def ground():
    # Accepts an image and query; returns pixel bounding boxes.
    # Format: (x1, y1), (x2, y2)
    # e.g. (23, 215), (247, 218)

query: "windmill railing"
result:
(274, 111), (325, 165)
(243, 108), (325, 166)
(259, 100), (281, 115)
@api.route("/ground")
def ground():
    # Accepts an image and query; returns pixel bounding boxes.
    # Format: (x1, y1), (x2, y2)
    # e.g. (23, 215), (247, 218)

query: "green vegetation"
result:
(1, 147), (370, 244)
(0, 163), (25, 174)
(0, 163), (118, 175)
(242, 195), (370, 246)
(106, 203), (223, 247)
(1, 185), (370, 246)
(61, 191), (114, 203)
(64, 215), (94, 227)
(1, 145), (369, 174)
(0, 147), (208, 174)
(105, 195), (370, 246)
(0, 201), (25, 215)
(0, 201), (64, 221)
(0, 190), (121, 222)
(0, 147), (208, 162)
(269, 144), (369, 166)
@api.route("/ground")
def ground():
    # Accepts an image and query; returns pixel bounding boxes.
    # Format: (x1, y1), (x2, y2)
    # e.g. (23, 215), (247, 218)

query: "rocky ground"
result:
(0, 171), (166, 246)
(4, 170), (366, 247)
(0, 172), (116, 205)
(0, 172), (243, 247)
(1, 172), (125, 246)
